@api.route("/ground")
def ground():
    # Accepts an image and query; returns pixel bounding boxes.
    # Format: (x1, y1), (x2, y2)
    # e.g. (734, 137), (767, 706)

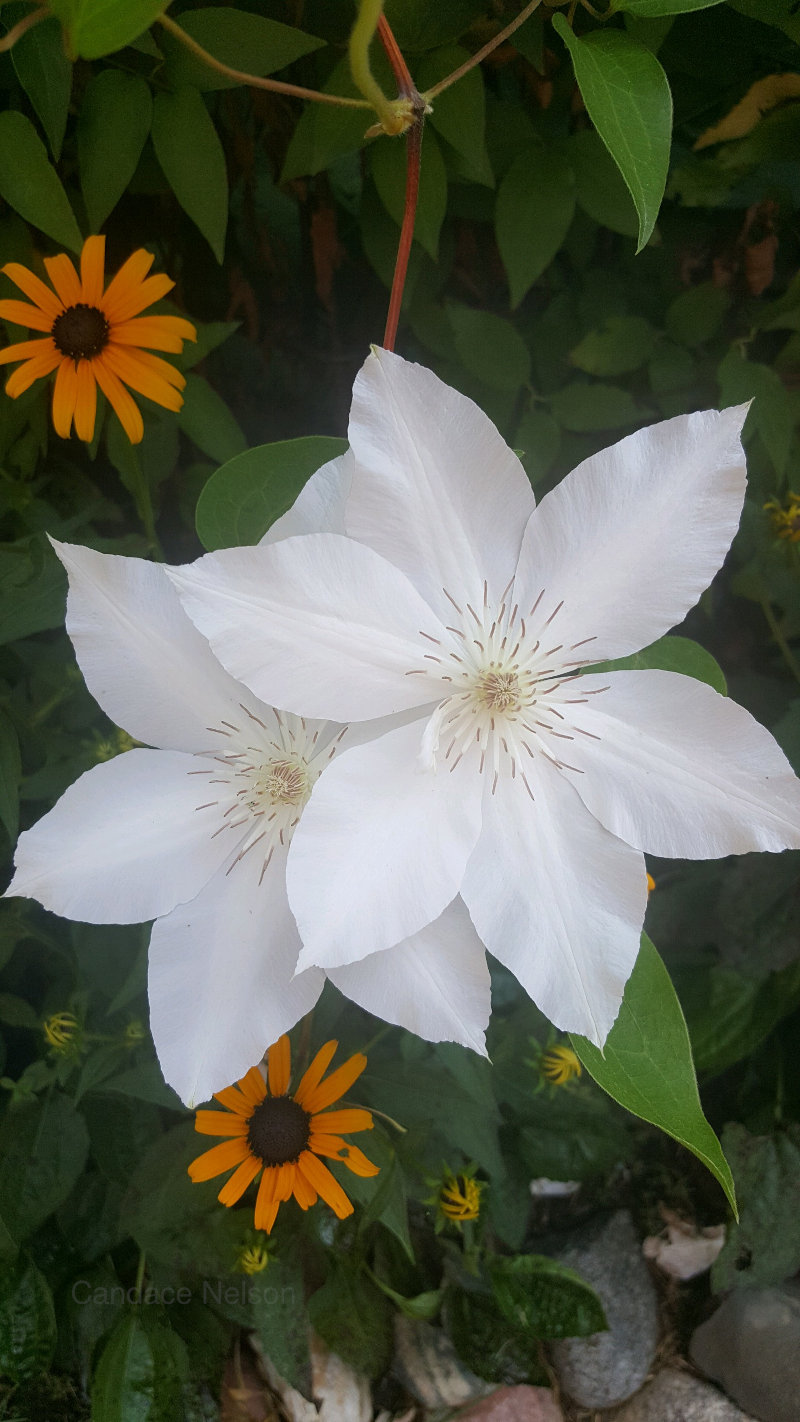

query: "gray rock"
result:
(549, 1210), (660, 1408)
(613, 1367), (758, 1421)
(690, 1285), (800, 1422)
(392, 1315), (490, 1409)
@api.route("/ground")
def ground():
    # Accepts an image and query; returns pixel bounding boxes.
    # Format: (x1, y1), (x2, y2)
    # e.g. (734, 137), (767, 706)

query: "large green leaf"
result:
(307, 1261), (393, 1380)
(48, 0), (171, 59)
(588, 633), (727, 695)
(447, 306), (531, 392)
(571, 935), (736, 1214)
(553, 18), (672, 251)
(251, 1245), (310, 1395)
(6, 7), (72, 160)
(91, 1314), (156, 1422)
(416, 45), (489, 173)
(151, 88), (228, 262)
(78, 70), (153, 230)
(617, 0), (724, 12)
(0, 537), (66, 645)
(489, 1254), (607, 1339)
(196, 435), (347, 550)
(178, 374), (246, 465)
(712, 1125), (800, 1292)
(0, 1093), (89, 1244)
(496, 144), (575, 306)
(571, 315), (656, 377)
(569, 130), (639, 238)
(0, 1255), (57, 1382)
(0, 111), (82, 251)
(160, 8), (325, 91)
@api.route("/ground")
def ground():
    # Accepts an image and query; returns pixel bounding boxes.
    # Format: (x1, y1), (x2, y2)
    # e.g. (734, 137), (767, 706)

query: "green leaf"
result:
(553, 18), (672, 251)
(196, 435), (347, 550)
(683, 962), (800, 1078)
(712, 1125), (800, 1292)
(0, 537), (66, 645)
(488, 1254), (607, 1339)
(516, 1090), (631, 1182)
(49, 0), (171, 59)
(588, 633), (727, 695)
(0, 992), (38, 1030)
(6, 8), (72, 160)
(496, 145), (576, 306)
(0, 707), (21, 843)
(550, 382), (644, 430)
(78, 70), (152, 230)
(571, 316), (656, 377)
(0, 111), (82, 252)
(99, 1063), (184, 1111)
(282, 56), (380, 181)
(718, 349), (793, 479)
(416, 46), (488, 171)
(178, 374), (246, 465)
(0, 1255), (56, 1382)
(370, 1275), (442, 1320)
(665, 282), (730, 346)
(446, 306), (531, 392)
(308, 1262), (393, 1380)
(161, 8), (325, 91)
(91, 1313), (155, 1422)
(151, 88), (228, 262)
(571, 935), (737, 1214)
(370, 127), (447, 261)
(617, 0), (724, 13)
(251, 1246), (310, 1394)
(515, 408), (560, 488)
(0, 1093), (89, 1244)
(444, 1286), (546, 1385)
(569, 130), (639, 238)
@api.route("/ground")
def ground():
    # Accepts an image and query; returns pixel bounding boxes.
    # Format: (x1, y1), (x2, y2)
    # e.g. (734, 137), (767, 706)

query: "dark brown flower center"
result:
(51, 303), (109, 360)
(247, 1096), (310, 1166)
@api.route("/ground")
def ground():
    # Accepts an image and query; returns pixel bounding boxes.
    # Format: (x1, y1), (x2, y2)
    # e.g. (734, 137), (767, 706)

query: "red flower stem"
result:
(377, 15), (425, 352)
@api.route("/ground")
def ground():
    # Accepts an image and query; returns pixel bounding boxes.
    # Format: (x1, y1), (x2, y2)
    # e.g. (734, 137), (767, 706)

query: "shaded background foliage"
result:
(0, 0), (799, 1416)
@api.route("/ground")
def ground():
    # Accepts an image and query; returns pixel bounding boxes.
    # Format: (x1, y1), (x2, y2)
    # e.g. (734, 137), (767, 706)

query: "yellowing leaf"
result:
(694, 73), (800, 150)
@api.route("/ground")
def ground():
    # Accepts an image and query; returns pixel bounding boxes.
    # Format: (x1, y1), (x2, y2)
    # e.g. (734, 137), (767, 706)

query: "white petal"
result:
(513, 406), (748, 661)
(461, 758), (646, 1047)
(347, 348), (535, 619)
(288, 717), (484, 971)
(330, 899), (490, 1056)
(53, 540), (264, 752)
(566, 670), (800, 857)
(261, 452), (353, 543)
(148, 846), (323, 1106)
(6, 750), (236, 924)
(169, 534), (445, 721)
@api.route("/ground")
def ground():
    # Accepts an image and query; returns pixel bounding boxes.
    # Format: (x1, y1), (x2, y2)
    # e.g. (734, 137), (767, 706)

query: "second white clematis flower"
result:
(6, 534), (492, 1104)
(171, 349), (800, 1048)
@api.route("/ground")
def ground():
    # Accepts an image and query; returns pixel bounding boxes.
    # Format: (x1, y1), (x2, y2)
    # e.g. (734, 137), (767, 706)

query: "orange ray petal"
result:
(80, 235), (106, 306)
(5, 348), (61, 397)
(2, 263), (62, 321)
(0, 337), (57, 366)
(254, 1167), (280, 1232)
(292, 1168), (318, 1211)
(338, 1144), (380, 1178)
(188, 1136), (250, 1183)
(101, 345), (183, 411)
(105, 271), (174, 324)
(237, 1065), (268, 1107)
(91, 358), (143, 444)
(218, 1153), (261, 1207)
(267, 1036), (291, 1097)
(110, 315), (196, 351)
(310, 1108), (373, 1136)
(294, 1040), (338, 1108)
(52, 358), (78, 439)
(297, 1151), (353, 1220)
(214, 1085), (252, 1116)
(44, 254), (83, 309)
(108, 345), (185, 390)
(73, 359), (97, 442)
(303, 1054), (368, 1115)
(194, 1109), (249, 1138)
(0, 299), (54, 333)
(275, 1162), (296, 1203)
(308, 1133), (346, 1158)
(100, 248), (156, 319)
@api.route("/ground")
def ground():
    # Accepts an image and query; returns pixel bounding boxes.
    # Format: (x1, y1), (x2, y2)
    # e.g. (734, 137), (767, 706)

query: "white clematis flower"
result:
(6, 533), (492, 1105)
(170, 349), (800, 1048)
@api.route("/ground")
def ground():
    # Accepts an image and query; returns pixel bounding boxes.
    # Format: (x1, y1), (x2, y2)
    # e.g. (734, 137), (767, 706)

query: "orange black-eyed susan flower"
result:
(188, 1035), (379, 1233)
(0, 235), (196, 444)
